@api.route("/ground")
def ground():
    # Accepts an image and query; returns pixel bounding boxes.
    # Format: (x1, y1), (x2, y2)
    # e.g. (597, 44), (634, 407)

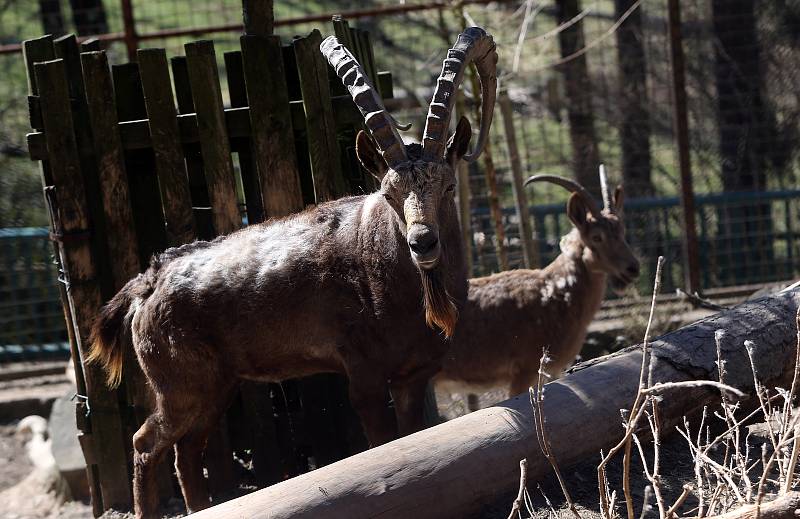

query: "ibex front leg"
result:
(392, 365), (441, 436)
(345, 362), (397, 446)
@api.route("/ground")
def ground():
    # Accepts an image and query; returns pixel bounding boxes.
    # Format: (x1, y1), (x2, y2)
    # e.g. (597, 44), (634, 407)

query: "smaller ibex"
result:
(435, 169), (640, 397)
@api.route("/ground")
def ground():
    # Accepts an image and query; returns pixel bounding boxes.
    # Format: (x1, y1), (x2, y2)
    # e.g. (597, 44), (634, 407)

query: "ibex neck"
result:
(544, 229), (607, 313)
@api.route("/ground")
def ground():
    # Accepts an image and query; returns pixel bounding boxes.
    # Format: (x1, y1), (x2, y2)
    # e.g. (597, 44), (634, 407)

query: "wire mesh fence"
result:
(2, 0), (800, 355)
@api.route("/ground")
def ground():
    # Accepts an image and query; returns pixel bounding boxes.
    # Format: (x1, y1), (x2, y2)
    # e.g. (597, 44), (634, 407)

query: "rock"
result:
(49, 392), (89, 500)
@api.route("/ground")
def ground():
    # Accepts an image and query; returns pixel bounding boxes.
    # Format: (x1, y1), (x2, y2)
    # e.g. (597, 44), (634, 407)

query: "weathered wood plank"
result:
(223, 48), (286, 484)
(293, 30), (346, 202)
(80, 51), (140, 288)
(171, 55), (215, 241)
(192, 286), (800, 519)
(241, 34), (304, 216)
(138, 47), (196, 245)
(224, 50), (265, 224)
(183, 42), (240, 499)
(112, 62), (168, 270)
(23, 35), (55, 95)
(109, 60), (177, 505)
(23, 33), (101, 515)
(184, 40), (241, 235)
(35, 57), (133, 512)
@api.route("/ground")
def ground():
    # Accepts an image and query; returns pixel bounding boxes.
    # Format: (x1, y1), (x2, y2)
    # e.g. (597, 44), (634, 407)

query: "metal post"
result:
(120, 0), (138, 61)
(667, 0), (701, 294)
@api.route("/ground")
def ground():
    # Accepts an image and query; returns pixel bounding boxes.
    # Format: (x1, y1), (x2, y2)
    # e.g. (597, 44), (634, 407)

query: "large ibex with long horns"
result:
(86, 28), (497, 518)
(435, 167), (640, 398)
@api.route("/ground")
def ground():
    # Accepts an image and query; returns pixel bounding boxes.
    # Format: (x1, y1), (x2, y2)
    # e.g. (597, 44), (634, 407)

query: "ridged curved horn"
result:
(422, 27), (498, 163)
(321, 36), (409, 170)
(524, 174), (602, 219)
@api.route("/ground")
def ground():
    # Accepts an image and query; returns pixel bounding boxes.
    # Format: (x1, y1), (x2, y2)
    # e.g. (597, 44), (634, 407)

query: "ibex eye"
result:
(445, 184), (456, 194)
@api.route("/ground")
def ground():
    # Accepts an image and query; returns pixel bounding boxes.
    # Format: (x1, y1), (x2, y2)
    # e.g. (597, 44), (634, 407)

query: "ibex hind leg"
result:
(133, 413), (183, 519)
(173, 382), (239, 513)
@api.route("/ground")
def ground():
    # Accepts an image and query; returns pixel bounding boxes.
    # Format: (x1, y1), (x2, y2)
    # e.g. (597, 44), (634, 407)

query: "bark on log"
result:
(192, 284), (800, 519)
(701, 492), (800, 519)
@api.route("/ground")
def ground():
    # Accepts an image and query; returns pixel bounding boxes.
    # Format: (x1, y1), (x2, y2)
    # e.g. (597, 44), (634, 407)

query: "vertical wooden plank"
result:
(183, 41), (239, 499)
(241, 34), (304, 216)
(110, 63), (178, 506)
(80, 51), (140, 290)
(293, 30), (346, 202)
(35, 58), (133, 511)
(224, 50), (265, 224)
(171, 56), (215, 240)
(81, 53), (169, 505)
(224, 48), (284, 484)
(22, 34), (104, 513)
(54, 35), (115, 299)
(112, 62), (168, 267)
(138, 48), (196, 245)
(81, 37), (101, 52)
(184, 40), (241, 235)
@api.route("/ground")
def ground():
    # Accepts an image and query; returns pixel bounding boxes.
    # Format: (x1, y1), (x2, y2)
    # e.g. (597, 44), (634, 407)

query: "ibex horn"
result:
(524, 174), (602, 219)
(422, 27), (498, 163)
(320, 36), (409, 170)
(598, 164), (612, 213)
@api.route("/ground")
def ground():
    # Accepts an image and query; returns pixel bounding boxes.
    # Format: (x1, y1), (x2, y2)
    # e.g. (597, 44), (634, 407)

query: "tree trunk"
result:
(555, 0), (601, 197)
(614, 0), (653, 198)
(38, 0), (66, 37)
(68, 0), (109, 36)
(191, 284), (800, 519)
(712, 0), (775, 285)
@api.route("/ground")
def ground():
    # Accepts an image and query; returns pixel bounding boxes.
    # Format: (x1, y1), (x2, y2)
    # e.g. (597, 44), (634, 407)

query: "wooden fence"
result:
(22, 14), (389, 515)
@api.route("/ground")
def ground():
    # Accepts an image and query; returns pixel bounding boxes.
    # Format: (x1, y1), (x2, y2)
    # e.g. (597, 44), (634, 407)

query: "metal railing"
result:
(472, 189), (800, 294)
(0, 227), (69, 361)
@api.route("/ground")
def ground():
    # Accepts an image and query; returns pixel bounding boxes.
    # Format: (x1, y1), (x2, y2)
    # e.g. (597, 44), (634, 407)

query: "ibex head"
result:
(322, 28), (498, 336)
(525, 167), (640, 293)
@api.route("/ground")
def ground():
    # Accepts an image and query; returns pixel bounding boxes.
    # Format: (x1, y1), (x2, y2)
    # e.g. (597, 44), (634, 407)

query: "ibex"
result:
(435, 170), (640, 397)
(87, 28), (497, 518)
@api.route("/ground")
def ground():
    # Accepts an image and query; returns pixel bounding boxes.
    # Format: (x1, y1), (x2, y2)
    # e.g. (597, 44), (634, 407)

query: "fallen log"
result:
(192, 283), (800, 519)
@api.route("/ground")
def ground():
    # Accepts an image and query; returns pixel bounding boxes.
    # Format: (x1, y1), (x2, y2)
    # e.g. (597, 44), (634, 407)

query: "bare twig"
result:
(677, 288), (730, 311)
(598, 256), (664, 519)
(667, 484), (695, 518)
(507, 459), (529, 519)
(530, 351), (582, 519)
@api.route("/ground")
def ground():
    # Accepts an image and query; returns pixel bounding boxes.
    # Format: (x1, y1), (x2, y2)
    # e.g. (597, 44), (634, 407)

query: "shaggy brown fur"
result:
(87, 125), (472, 519)
(436, 185), (640, 397)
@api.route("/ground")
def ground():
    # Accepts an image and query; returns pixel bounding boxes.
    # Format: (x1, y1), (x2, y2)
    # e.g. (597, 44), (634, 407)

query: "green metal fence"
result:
(473, 189), (800, 294)
(0, 227), (69, 362)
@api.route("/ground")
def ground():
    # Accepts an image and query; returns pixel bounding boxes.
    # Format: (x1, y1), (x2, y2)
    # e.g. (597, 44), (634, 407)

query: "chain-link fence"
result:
(2, 0), (800, 355)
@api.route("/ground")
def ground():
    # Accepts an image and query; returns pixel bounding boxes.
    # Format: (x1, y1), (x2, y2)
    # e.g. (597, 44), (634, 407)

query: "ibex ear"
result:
(356, 130), (389, 181)
(446, 116), (472, 167)
(613, 184), (625, 215)
(566, 192), (590, 230)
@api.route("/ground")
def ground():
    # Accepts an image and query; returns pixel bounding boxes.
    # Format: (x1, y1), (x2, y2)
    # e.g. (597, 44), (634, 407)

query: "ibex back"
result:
(87, 28), (498, 518)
